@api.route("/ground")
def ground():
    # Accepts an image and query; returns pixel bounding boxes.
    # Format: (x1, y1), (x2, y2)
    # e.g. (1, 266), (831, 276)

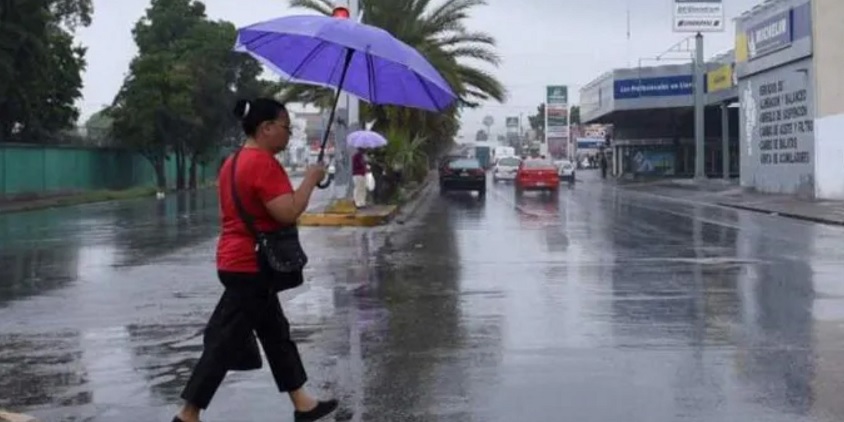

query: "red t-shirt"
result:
(216, 148), (294, 272)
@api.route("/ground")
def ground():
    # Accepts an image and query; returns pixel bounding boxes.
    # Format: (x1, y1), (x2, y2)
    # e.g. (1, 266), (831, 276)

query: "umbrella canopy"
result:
(347, 130), (388, 149)
(235, 15), (457, 112)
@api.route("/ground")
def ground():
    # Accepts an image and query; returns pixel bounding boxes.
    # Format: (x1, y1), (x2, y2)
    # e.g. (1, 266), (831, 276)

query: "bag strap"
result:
(229, 149), (259, 239)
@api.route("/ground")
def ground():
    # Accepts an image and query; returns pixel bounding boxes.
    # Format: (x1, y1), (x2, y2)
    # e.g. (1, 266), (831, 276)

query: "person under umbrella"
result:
(347, 130), (388, 208)
(352, 147), (368, 208)
(174, 98), (337, 422)
(234, 12), (457, 188)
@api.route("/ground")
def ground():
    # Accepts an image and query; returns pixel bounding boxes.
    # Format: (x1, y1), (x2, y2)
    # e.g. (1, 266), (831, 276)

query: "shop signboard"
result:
(707, 64), (735, 92)
(674, 0), (724, 32)
(746, 9), (793, 60)
(614, 75), (694, 99)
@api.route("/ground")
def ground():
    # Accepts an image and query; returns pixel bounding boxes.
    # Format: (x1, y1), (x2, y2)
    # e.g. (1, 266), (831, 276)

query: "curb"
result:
(0, 411), (39, 422)
(390, 175), (434, 222)
(299, 205), (398, 227)
(298, 174), (433, 228)
(620, 183), (844, 227)
(715, 201), (844, 226)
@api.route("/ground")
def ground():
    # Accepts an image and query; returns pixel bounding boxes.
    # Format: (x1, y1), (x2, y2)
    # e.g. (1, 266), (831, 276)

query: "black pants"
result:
(181, 271), (308, 409)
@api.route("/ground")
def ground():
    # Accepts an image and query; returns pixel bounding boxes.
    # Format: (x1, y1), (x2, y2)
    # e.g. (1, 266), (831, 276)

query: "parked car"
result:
(515, 159), (559, 195)
(492, 156), (521, 182)
(440, 158), (486, 197)
(554, 159), (576, 183)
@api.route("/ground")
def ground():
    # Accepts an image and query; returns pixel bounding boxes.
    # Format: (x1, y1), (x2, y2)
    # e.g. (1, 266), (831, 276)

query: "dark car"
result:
(440, 157), (486, 197)
(438, 154), (464, 171)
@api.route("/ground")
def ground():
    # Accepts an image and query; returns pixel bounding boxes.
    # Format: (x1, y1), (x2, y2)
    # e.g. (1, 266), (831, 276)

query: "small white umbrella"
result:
(347, 130), (388, 149)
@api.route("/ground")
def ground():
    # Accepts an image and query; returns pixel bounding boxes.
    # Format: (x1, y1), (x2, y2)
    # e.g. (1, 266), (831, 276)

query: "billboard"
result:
(545, 85), (569, 158)
(673, 0), (724, 33)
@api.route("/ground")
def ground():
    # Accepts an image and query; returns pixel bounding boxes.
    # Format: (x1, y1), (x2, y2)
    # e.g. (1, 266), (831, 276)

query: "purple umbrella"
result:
(235, 14), (457, 187)
(235, 15), (456, 112)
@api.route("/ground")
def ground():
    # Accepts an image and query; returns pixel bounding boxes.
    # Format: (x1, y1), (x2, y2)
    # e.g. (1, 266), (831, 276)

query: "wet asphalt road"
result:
(3, 170), (844, 421)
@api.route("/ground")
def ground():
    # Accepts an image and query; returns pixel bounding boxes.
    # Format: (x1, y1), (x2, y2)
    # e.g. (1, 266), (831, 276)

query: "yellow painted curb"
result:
(0, 411), (39, 422)
(299, 205), (397, 227)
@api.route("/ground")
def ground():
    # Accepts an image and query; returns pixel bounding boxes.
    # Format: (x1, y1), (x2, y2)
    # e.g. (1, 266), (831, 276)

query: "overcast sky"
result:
(74, 0), (761, 139)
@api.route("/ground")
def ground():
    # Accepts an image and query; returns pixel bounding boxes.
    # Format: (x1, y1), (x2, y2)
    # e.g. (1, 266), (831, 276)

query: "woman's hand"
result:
(304, 163), (327, 184)
(266, 163), (325, 224)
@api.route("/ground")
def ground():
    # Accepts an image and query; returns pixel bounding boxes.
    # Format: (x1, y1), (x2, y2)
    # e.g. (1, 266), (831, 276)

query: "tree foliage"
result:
(286, 0), (507, 159)
(528, 103), (545, 141)
(0, 0), (92, 141)
(475, 129), (488, 142)
(108, 0), (277, 189)
(527, 103), (579, 141)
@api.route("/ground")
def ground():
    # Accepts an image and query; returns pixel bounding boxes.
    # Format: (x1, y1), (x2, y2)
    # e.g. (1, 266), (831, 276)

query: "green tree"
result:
(0, 0), (92, 141)
(110, 0), (273, 190)
(528, 103), (544, 141)
(474, 129), (488, 142)
(570, 105), (580, 125)
(84, 107), (114, 145)
(285, 0), (506, 158)
(110, 52), (182, 189)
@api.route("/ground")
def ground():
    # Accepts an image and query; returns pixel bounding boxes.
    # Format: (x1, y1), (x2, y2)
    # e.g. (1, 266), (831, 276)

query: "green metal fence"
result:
(0, 144), (218, 198)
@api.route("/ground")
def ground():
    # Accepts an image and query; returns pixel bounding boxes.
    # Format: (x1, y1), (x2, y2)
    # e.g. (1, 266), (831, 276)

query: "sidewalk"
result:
(623, 178), (844, 226)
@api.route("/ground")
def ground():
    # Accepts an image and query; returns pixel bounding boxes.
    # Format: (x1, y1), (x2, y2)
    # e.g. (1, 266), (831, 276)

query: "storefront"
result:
(736, 0), (844, 199)
(580, 60), (740, 179)
(736, 0), (815, 196)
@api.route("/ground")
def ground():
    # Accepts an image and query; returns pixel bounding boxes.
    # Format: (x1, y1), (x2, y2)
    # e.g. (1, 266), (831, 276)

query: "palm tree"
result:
(284, 0), (506, 138)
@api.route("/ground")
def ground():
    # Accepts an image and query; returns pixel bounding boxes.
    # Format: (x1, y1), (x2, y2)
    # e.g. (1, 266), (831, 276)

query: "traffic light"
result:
(332, 6), (350, 19)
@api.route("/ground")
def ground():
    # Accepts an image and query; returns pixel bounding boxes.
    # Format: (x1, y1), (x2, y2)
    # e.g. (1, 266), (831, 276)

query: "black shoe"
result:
(294, 399), (339, 422)
(172, 417), (200, 422)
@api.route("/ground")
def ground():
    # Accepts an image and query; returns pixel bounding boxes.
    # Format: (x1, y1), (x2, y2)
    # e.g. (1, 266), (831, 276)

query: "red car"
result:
(516, 159), (560, 194)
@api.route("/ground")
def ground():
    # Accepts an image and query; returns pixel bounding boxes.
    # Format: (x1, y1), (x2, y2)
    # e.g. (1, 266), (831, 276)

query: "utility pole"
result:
(693, 32), (705, 180)
(338, 0), (360, 199)
(626, 0), (632, 67)
(721, 102), (730, 179)
(346, 0), (360, 133)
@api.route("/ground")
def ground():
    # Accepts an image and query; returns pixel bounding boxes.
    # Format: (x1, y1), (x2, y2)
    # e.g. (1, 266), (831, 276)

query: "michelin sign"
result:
(674, 0), (724, 32)
(746, 10), (792, 60)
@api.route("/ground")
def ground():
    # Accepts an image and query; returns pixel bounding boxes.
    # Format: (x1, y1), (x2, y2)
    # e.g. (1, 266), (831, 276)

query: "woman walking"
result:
(174, 98), (338, 422)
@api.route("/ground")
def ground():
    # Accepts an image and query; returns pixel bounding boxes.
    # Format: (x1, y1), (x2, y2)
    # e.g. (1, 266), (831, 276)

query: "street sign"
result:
(673, 0), (724, 33)
(545, 85), (569, 158)
(546, 86), (568, 106)
(505, 116), (519, 128)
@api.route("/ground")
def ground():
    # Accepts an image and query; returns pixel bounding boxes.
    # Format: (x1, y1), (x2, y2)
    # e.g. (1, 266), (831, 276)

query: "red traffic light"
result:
(332, 6), (350, 19)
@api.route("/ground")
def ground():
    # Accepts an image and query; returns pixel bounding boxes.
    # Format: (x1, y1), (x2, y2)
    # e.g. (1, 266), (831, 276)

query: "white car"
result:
(492, 156), (521, 182)
(555, 159), (576, 182)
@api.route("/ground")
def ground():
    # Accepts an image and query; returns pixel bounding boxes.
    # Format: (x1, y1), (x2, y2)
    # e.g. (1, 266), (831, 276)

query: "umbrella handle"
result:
(316, 158), (336, 189)
(317, 173), (333, 189)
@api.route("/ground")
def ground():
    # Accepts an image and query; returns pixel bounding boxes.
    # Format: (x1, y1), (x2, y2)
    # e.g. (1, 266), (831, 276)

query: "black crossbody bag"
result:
(229, 149), (307, 291)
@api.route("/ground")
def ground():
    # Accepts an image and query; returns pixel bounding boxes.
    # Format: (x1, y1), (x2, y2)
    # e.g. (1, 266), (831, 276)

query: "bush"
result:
(367, 126), (429, 204)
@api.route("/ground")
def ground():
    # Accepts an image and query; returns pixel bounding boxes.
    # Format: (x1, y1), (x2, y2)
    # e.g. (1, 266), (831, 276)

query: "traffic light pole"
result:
(346, 0), (360, 133)
(338, 0), (361, 200)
